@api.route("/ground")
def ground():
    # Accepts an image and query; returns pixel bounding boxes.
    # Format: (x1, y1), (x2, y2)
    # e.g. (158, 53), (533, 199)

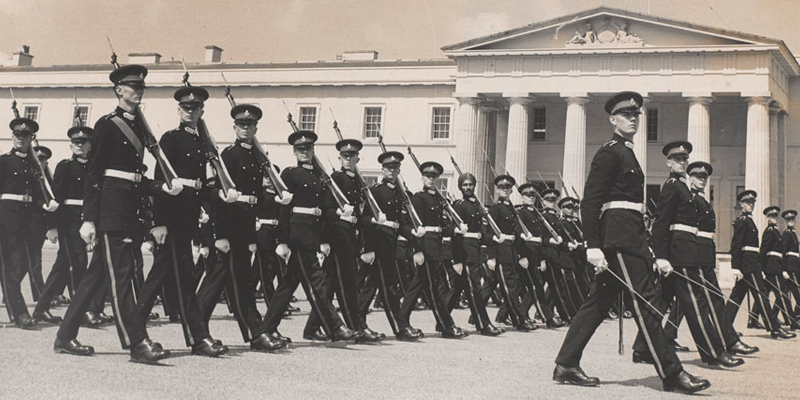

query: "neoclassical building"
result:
(0, 7), (798, 251)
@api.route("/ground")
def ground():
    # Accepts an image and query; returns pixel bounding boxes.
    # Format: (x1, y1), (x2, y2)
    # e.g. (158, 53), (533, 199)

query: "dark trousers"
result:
(307, 238), (365, 333)
(445, 262), (491, 330)
(399, 259), (454, 331)
(25, 233), (45, 302)
(0, 231), (31, 320)
(787, 272), (800, 314)
(725, 271), (780, 332)
(35, 229), (88, 314)
(490, 262), (528, 327)
(542, 259), (573, 320)
(357, 233), (405, 334)
(137, 232), (210, 347)
(252, 227), (280, 307)
(260, 248), (343, 337)
(57, 231), (148, 349)
(496, 264), (554, 323)
(556, 250), (683, 380)
(762, 273), (797, 325)
(196, 242), (261, 342)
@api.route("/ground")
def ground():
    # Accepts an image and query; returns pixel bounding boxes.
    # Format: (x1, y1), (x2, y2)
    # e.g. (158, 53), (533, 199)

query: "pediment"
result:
(443, 7), (778, 53)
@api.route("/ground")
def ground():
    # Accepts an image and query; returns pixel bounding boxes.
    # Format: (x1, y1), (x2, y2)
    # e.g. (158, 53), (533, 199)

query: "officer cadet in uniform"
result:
(486, 175), (536, 332)
(636, 141), (741, 368)
(560, 197), (590, 298)
(136, 86), (231, 357)
(449, 172), (503, 336)
(195, 104), (287, 352)
(553, 91), (709, 393)
(760, 206), (800, 329)
(782, 210), (800, 312)
(304, 138), (383, 343)
(399, 161), (467, 339)
(724, 190), (795, 339)
(252, 168), (281, 307)
(0, 116), (59, 329)
(27, 145), (52, 303)
(357, 151), (422, 341)
(54, 64), (181, 361)
(32, 126), (93, 323)
(259, 130), (355, 344)
(537, 189), (576, 320)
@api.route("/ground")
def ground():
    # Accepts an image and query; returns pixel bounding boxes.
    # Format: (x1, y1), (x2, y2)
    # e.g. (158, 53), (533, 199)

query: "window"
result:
(431, 107), (451, 139)
(73, 105), (90, 126)
(435, 177), (449, 193)
(363, 107), (383, 138)
(531, 181), (554, 193)
(299, 106), (317, 131)
(23, 105), (39, 121)
(529, 106), (546, 141)
(363, 175), (379, 187)
(646, 109), (658, 142)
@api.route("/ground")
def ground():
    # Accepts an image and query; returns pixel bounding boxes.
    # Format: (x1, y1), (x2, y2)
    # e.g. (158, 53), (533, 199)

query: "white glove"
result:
(486, 259), (497, 271)
(163, 179), (185, 196)
(586, 248), (608, 274)
(248, 243), (257, 253)
(731, 268), (744, 281)
(43, 200), (59, 212)
(360, 251), (376, 265)
(375, 212), (387, 224)
(218, 188), (238, 203)
(412, 228), (425, 238)
(142, 241), (155, 254)
(539, 260), (547, 272)
(520, 232), (532, 241)
(337, 204), (355, 217)
(199, 210), (210, 224)
(549, 237), (562, 245)
(453, 263), (464, 275)
(46, 228), (58, 244)
(783, 271), (790, 280)
(275, 191), (293, 205)
(79, 221), (96, 245)
(319, 243), (331, 257)
(454, 224), (468, 235)
(215, 238), (230, 253)
(568, 242), (578, 251)
(518, 257), (529, 269)
(199, 246), (210, 258)
(150, 226), (168, 245)
(655, 258), (673, 276)
(413, 252), (425, 266)
(316, 252), (326, 267)
(275, 243), (291, 262)
(492, 235), (504, 243)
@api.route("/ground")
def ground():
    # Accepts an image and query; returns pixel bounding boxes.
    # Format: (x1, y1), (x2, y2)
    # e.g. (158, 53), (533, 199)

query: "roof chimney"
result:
(339, 50), (378, 61)
(127, 52), (161, 64)
(204, 45), (223, 63)
(12, 45), (33, 66)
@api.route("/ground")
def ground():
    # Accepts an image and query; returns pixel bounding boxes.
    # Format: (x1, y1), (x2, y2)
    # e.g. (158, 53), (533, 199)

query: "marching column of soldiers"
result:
(1, 61), (798, 394)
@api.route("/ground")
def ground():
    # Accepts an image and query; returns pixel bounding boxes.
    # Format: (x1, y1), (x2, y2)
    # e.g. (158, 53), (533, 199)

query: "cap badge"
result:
(188, 93), (195, 101)
(244, 110), (250, 117)
(629, 98), (636, 106)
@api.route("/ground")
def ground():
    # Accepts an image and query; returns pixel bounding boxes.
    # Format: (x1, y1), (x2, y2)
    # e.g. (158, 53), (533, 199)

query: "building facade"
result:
(1, 7), (798, 252)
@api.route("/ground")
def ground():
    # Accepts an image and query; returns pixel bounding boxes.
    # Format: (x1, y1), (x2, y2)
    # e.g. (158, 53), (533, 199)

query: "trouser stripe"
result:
(751, 275), (774, 331)
(170, 239), (194, 346)
(684, 272), (717, 359)
(333, 253), (354, 329)
(698, 269), (727, 347)
(374, 258), (399, 333)
(497, 264), (521, 325)
(23, 241), (41, 297)
(422, 261), (445, 327)
(0, 240), (13, 320)
(103, 233), (131, 347)
(297, 252), (333, 335)
(226, 250), (251, 339)
(464, 264), (483, 330)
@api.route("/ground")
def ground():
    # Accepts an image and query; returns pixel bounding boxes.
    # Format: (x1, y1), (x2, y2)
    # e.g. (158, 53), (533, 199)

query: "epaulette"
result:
(666, 177), (677, 184)
(602, 140), (618, 148)
(454, 199), (464, 205)
(101, 111), (116, 120)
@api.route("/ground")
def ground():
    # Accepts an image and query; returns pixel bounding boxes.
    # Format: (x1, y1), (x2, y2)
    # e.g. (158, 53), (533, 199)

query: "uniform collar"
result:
(116, 107), (136, 121)
(12, 148), (27, 158)
(612, 133), (634, 149)
(426, 189), (437, 195)
(181, 124), (198, 135)
(341, 168), (355, 177)
(464, 195), (476, 202)
(299, 162), (313, 170)
(236, 139), (252, 150)
(73, 156), (88, 164)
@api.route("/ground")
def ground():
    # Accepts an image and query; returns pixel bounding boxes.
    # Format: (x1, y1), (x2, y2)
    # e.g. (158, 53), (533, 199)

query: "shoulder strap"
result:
(110, 116), (144, 161)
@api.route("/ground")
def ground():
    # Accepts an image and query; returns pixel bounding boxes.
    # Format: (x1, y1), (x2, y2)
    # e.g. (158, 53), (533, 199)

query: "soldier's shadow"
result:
(603, 375), (713, 396)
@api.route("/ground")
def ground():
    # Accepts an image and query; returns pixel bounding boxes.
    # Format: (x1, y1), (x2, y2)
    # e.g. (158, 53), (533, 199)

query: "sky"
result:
(1, 0), (798, 66)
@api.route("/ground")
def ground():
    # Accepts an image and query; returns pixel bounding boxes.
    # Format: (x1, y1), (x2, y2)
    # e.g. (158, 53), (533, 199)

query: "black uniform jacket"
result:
(517, 205), (542, 262)
(783, 228), (800, 273)
(693, 191), (716, 268)
(487, 198), (521, 264)
(411, 188), (453, 262)
(0, 148), (42, 233)
(83, 108), (163, 234)
(730, 215), (760, 274)
(580, 134), (647, 254)
(760, 224), (783, 275)
(215, 139), (262, 244)
(452, 195), (489, 264)
(50, 156), (88, 231)
(362, 178), (414, 253)
(277, 161), (335, 251)
(652, 173), (698, 267)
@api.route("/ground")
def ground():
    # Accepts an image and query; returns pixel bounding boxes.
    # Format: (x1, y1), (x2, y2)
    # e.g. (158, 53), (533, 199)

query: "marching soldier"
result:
(55, 64), (181, 362)
(32, 127), (93, 323)
(560, 197), (591, 298)
(553, 91), (709, 393)
(782, 210), (800, 312)
(26, 145), (51, 303)
(760, 206), (800, 329)
(136, 86), (231, 357)
(252, 170), (281, 307)
(538, 189), (576, 320)
(723, 190), (794, 339)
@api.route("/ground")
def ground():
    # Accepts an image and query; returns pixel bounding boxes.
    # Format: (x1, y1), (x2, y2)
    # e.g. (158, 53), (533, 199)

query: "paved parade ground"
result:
(2, 247), (799, 400)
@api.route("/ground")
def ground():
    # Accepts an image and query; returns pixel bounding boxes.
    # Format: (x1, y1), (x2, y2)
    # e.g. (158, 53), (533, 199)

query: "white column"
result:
(633, 97), (650, 198)
(561, 96), (590, 198)
(686, 96), (713, 163)
(454, 96), (480, 176)
(778, 111), (788, 207)
(769, 105), (780, 207)
(474, 107), (492, 197)
(504, 95), (532, 202)
(745, 96), (771, 231)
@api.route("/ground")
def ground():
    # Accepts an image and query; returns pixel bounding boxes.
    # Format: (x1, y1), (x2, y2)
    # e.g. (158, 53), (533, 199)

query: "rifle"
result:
(402, 138), (465, 227)
(9, 88), (55, 205)
(376, 133), (423, 230)
(534, 170), (577, 244)
(330, 110), (382, 218)
(106, 37), (179, 190)
(281, 103), (349, 209)
(482, 165), (534, 240)
(73, 96), (83, 127)
(180, 58), (236, 195)
(221, 72), (288, 197)
(447, 149), (502, 238)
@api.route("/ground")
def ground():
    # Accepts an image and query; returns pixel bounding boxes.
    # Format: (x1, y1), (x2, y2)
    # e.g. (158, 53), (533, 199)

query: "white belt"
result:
(236, 195), (258, 205)
(524, 235), (542, 243)
(442, 237), (451, 243)
(63, 199), (83, 206)
(0, 193), (32, 202)
(293, 206), (321, 216)
(767, 251), (783, 259)
(104, 169), (142, 182)
(496, 234), (515, 242)
(787, 252), (800, 258)
(340, 215), (356, 224)
(670, 223), (698, 235)
(463, 232), (482, 240)
(601, 201), (645, 214)
(423, 226), (442, 233)
(177, 178), (203, 190)
(373, 219), (399, 229)
(743, 246), (759, 253)
(258, 219), (278, 226)
(697, 231), (714, 240)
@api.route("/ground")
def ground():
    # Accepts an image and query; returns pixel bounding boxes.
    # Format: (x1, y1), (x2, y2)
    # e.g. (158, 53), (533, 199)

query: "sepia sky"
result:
(1, 0), (798, 66)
